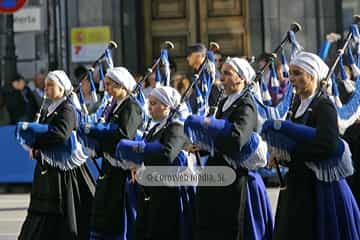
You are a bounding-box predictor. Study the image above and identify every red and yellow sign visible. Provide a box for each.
[71,26,111,63]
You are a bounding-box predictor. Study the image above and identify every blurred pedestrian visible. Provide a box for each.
[28,71,46,109]
[214,50,223,80]
[171,72,190,96]
[4,73,37,124]
[142,72,156,98]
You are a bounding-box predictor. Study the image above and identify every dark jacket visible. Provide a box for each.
[136,121,189,240]
[22,98,94,240]
[90,97,144,234]
[30,99,77,213]
[5,86,38,124]
[196,90,258,239]
[274,93,339,240]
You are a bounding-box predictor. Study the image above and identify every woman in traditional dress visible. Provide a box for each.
[18,70,95,240]
[116,86,193,240]
[273,51,360,240]
[190,57,274,240]
[85,67,144,239]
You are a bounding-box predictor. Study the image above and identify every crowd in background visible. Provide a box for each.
[0,51,223,126]
[0,72,45,126]
[1,47,356,128]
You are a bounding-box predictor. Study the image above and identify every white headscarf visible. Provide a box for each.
[46,70,82,111]
[224,57,255,83]
[150,86,190,122]
[290,51,329,82]
[46,70,73,96]
[106,67,136,92]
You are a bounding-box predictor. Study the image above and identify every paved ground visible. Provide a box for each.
[0,188,280,240]
[0,194,28,240]
[267,187,280,213]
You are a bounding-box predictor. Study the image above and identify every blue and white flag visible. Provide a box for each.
[161,48,171,86]
[155,48,171,86]
[319,39,331,60]
[269,62,280,95]
[206,50,216,87]
[104,48,114,69]
[261,79,272,106]
[339,56,355,93]
[194,83,205,116]
[347,47,360,78]
[280,49,289,80]
[155,64,162,87]
[331,73,343,107]
[87,70,98,103]
[98,64,105,92]
[288,30,303,60]
[79,84,88,115]
[196,51,216,115]
[319,33,341,60]
[351,24,360,55]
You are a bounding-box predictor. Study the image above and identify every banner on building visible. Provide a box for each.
[71,26,111,63]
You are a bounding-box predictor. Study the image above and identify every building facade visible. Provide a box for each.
[0,0,358,86]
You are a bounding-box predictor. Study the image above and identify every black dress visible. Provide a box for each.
[336,78,360,206]
[196,90,259,240]
[18,99,95,240]
[135,121,190,240]
[90,97,143,236]
[274,93,360,240]
[344,122,360,206]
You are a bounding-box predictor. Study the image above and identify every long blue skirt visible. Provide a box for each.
[317,179,360,240]
[245,171,274,240]
[90,179,138,240]
[196,170,274,240]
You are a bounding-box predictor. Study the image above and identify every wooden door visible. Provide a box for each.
[199,0,250,57]
[143,0,197,73]
[143,0,249,73]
